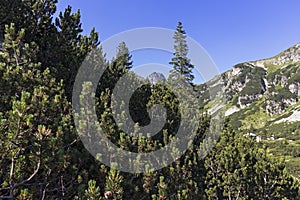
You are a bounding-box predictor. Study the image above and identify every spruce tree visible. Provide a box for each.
[169,22,195,85]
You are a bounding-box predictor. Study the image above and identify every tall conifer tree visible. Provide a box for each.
[169,22,194,85]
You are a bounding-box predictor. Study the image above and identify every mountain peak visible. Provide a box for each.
[147,72,166,85]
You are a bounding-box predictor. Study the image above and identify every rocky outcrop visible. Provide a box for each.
[275,106,300,124]
[289,83,300,96]
[266,98,298,116]
[200,42,300,117]
[281,76,288,87]
[237,94,263,108]
[147,72,166,85]
[269,43,300,66]
[251,43,300,68]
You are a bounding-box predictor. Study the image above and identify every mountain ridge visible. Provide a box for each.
[250,42,300,69]
[198,42,300,176]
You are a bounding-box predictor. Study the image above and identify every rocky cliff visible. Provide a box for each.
[147,72,166,85]
[199,42,300,118]
[196,42,300,176]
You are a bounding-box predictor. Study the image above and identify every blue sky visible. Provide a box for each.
[56,0,300,83]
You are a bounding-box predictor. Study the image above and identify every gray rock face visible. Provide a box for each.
[269,43,300,66]
[197,43,300,117]
[266,98,298,116]
[251,43,300,68]
[281,76,288,87]
[289,83,300,96]
[147,72,166,85]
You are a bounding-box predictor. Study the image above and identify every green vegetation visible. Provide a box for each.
[169,22,195,85]
[0,1,299,199]
[226,63,266,106]
[265,62,282,74]
[223,61,300,176]
[269,87,297,102]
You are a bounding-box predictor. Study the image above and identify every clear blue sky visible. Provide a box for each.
[56,0,300,82]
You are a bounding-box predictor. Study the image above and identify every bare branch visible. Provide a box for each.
[14,159,41,188]
[9,154,14,198]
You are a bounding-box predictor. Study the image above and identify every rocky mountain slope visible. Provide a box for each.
[147,72,166,85]
[197,42,300,176]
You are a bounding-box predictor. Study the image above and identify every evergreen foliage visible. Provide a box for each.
[0,1,299,199]
[169,22,195,85]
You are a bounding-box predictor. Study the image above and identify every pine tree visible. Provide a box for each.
[0,0,99,99]
[54,6,99,98]
[0,24,77,198]
[104,165,124,199]
[83,180,101,200]
[169,22,194,85]
[204,125,300,199]
[1,1,300,199]
[99,42,133,93]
